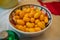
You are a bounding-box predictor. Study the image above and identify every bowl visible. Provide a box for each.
[9,4,52,37]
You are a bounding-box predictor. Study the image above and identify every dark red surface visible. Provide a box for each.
[38,0,60,15]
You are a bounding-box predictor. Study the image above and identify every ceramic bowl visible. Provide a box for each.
[9,4,52,37]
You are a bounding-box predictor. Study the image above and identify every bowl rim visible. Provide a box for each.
[9,4,52,34]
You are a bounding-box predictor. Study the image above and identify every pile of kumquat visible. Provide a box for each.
[10,6,48,32]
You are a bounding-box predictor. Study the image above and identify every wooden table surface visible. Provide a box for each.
[18,0,60,40]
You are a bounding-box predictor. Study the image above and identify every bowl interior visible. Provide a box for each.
[9,4,52,33]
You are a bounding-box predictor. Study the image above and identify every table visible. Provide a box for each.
[0,0,60,40]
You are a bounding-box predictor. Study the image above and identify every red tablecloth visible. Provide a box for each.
[38,0,60,15]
